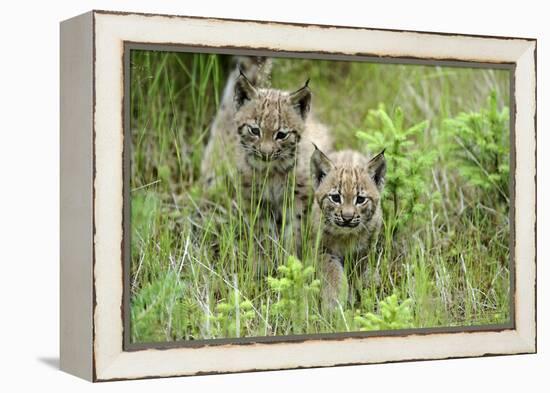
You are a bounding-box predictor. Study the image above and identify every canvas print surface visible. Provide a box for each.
[128,50,511,344]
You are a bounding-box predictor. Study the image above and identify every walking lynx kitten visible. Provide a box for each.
[310,147,386,306]
[202,58,332,244]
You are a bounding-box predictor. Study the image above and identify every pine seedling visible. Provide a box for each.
[356,105,438,233]
[211,290,255,338]
[267,255,320,334]
[354,293,413,331]
[442,91,509,204]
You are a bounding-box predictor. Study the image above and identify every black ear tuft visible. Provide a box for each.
[234,70,258,109]
[310,144,334,189]
[289,80,312,119]
[367,150,386,191]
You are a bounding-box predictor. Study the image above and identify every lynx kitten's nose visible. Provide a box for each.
[342,209,355,222]
[259,142,274,156]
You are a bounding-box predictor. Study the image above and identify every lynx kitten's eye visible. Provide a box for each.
[329,194,342,204]
[355,195,367,205]
[248,125,261,137]
[275,131,289,140]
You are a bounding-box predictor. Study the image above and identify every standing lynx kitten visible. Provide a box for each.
[202,58,332,233]
[310,147,386,306]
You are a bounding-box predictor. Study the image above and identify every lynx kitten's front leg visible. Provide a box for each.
[319,253,348,309]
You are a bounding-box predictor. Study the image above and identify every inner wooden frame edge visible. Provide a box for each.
[121,42,517,352]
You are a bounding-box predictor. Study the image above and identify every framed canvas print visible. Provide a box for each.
[60,10,537,381]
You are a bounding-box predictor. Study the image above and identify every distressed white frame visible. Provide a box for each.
[60,10,536,381]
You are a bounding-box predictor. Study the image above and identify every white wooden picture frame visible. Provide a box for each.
[60,10,536,381]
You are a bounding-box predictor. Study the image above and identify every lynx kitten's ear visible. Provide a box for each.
[234,69,258,109]
[289,79,312,119]
[367,149,386,191]
[311,144,334,189]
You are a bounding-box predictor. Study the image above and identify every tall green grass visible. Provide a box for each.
[129,50,510,343]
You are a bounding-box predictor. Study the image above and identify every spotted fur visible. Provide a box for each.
[202,58,332,232]
[310,148,386,306]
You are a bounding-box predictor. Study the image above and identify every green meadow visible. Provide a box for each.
[129,51,511,343]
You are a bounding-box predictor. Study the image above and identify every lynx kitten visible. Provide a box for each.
[310,147,386,306]
[202,58,332,243]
